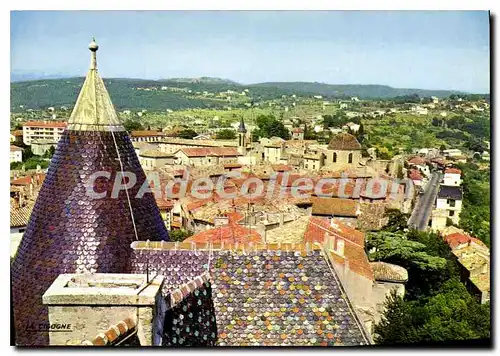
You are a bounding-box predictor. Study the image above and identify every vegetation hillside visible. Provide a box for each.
[11,77,467,111]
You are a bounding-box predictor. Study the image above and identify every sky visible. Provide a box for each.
[11,11,490,93]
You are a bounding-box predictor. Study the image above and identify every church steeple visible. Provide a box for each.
[237,117,247,155]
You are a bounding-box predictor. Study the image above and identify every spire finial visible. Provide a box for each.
[89,38,98,70]
[89,37,99,52]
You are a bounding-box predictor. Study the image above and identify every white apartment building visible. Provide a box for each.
[10,145,23,163]
[436,185,463,225]
[23,121,67,146]
[443,168,462,187]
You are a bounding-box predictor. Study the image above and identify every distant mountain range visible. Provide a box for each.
[10,75,469,111]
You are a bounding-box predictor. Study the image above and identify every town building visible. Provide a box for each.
[10,130,23,144]
[22,121,67,146]
[440,228,490,304]
[174,147,240,167]
[130,130,166,142]
[443,167,462,186]
[10,145,23,163]
[322,132,362,171]
[291,127,304,140]
[436,185,463,225]
[138,150,175,170]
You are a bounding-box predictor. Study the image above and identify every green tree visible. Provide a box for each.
[375,280,490,345]
[253,114,290,140]
[123,119,144,132]
[216,129,236,140]
[383,209,409,232]
[43,146,56,159]
[178,129,198,139]
[169,229,192,242]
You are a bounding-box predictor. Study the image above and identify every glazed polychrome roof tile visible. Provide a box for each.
[131,242,371,346]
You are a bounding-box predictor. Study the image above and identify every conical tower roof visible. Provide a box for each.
[11,39,169,346]
[238,117,247,133]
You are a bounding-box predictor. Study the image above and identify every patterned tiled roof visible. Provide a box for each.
[10,203,34,228]
[131,242,371,346]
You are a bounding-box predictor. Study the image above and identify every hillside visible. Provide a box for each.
[250,82,465,99]
[11,77,466,111]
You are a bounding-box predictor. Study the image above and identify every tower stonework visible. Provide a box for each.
[11,39,169,346]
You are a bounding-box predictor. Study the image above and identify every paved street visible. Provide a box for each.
[408,172,442,231]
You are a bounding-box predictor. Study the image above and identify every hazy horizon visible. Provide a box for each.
[11,11,490,93]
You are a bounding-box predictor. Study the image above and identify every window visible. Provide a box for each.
[348,153,353,164]
[449,211,455,217]
[333,152,337,163]
[449,199,456,207]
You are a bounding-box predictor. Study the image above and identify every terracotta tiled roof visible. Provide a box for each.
[444,168,462,174]
[408,169,423,181]
[272,164,292,172]
[10,145,23,152]
[370,262,408,283]
[12,130,23,137]
[443,232,487,250]
[185,212,262,244]
[304,217,373,280]
[408,156,426,165]
[130,130,166,137]
[310,197,358,217]
[23,121,67,128]
[139,149,173,158]
[292,128,304,133]
[11,176,31,185]
[224,163,242,169]
[10,203,34,228]
[327,133,361,151]
[179,147,240,157]
[89,317,137,346]
[156,198,174,210]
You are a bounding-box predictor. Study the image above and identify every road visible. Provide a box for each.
[408,172,442,231]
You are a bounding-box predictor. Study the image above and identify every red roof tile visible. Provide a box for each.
[408,169,423,181]
[130,130,165,137]
[304,217,373,280]
[444,168,462,174]
[408,156,426,165]
[443,232,487,250]
[185,211,261,244]
[10,145,23,152]
[179,147,240,157]
[23,121,67,128]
